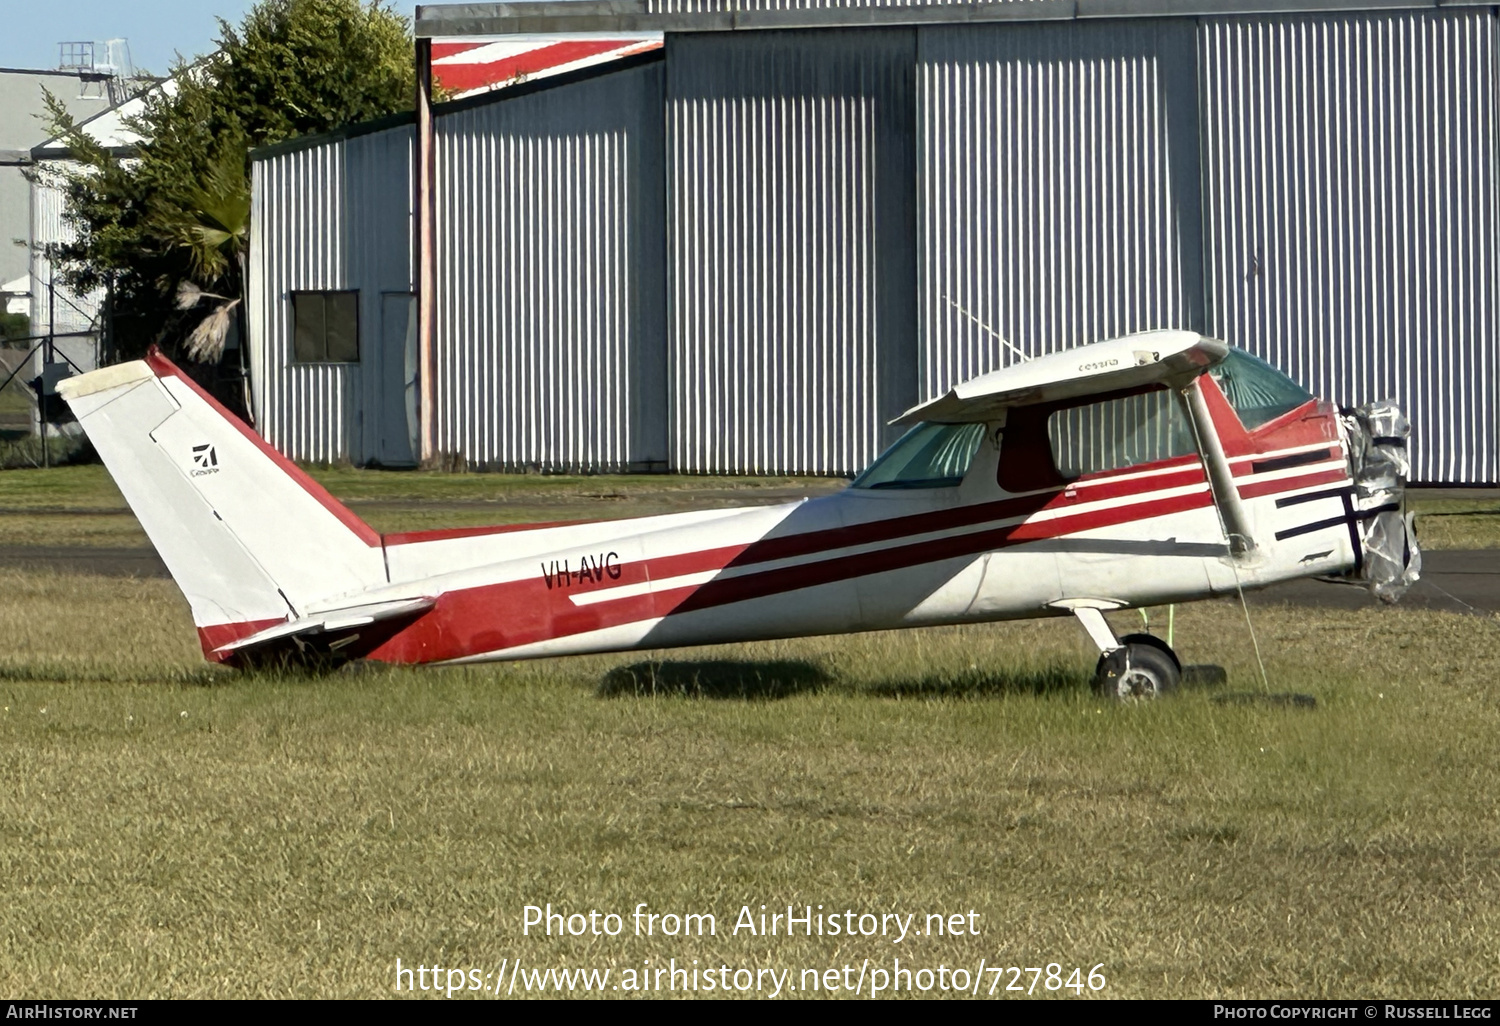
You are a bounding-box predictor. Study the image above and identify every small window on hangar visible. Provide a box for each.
[291,290,360,364]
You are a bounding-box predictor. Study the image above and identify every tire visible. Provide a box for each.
[1093,638,1182,700]
[1117,632,1182,674]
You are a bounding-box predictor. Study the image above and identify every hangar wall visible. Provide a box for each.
[435,61,667,472]
[916,20,1205,397]
[249,5,1500,482]
[666,29,916,473]
[1199,9,1499,484]
[251,60,666,471]
[249,120,415,465]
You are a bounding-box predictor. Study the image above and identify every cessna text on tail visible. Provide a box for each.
[59,331,1419,697]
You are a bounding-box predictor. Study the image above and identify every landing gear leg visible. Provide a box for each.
[1071,607,1183,700]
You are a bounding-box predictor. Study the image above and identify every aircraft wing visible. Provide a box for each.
[894,330,1228,425]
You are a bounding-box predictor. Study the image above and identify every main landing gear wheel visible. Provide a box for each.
[1093,633,1182,700]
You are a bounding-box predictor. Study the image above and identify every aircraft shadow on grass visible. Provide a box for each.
[598,659,833,700]
[859,664,1088,698]
[594,658,1149,700]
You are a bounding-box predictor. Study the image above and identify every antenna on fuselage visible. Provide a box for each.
[943,296,1031,365]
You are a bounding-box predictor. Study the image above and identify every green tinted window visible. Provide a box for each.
[853,422,985,489]
[1210,349,1311,429]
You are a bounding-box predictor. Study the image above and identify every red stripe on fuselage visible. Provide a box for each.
[1236,467,1349,501]
[201,432,1348,664]
[388,445,1345,662]
[703,462,1208,575]
[362,485,1215,664]
[663,489,1211,617]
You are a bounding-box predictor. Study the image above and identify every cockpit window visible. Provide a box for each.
[1047,388,1196,479]
[852,422,985,489]
[1210,349,1312,429]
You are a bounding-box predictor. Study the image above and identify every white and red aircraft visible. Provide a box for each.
[58,330,1418,697]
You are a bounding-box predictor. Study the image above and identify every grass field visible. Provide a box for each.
[1405,496,1500,550]
[1,563,1498,998]
[1,464,1498,998]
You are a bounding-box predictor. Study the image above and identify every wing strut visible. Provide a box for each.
[1181,378,1255,556]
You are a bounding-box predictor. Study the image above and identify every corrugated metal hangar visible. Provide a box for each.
[247,0,1499,484]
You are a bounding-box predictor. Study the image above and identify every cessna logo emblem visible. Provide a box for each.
[190,444,220,477]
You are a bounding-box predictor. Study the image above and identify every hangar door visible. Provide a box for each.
[666,29,918,474]
[916,20,1206,401]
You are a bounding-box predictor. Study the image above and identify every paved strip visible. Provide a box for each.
[1249,549,1500,615]
[0,507,134,516]
[0,546,170,578]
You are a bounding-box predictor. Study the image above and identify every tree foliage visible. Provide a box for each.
[40,0,414,363]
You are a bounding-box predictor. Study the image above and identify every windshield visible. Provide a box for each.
[852,422,985,490]
[1210,349,1313,429]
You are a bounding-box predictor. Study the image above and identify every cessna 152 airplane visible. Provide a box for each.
[58,330,1418,697]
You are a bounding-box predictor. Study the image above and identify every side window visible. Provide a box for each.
[1046,388,1195,479]
[1209,349,1312,429]
[853,422,985,489]
[291,291,359,364]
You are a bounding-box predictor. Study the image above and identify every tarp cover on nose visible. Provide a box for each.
[1347,400,1420,603]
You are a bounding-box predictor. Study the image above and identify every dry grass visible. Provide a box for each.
[1411,497,1500,550]
[0,511,147,548]
[0,568,1496,998]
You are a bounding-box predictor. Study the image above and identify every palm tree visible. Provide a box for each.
[160,137,250,363]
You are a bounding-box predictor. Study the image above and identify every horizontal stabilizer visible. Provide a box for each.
[895,330,1228,424]
[211,596,436,657]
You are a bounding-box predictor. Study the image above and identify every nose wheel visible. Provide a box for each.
[1093,635,1182,699]
[1063,605,1182,700]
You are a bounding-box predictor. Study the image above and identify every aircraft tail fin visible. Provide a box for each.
[59,351,389,659]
